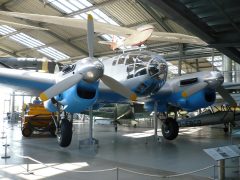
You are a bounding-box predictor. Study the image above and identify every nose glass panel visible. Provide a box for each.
[148,57,168,84]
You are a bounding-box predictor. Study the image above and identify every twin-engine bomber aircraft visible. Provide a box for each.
[0,14,236,147]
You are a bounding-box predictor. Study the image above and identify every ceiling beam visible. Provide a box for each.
[136,0,173,32]
[144,0,240,64]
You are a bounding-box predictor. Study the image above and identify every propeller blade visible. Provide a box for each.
[216,86,237,107]
[101,74,137,101]
[54,64,60,74]
[40,74,83,101]
[182,82,208,98]
[87,14,94,57]
[0,19,48,30]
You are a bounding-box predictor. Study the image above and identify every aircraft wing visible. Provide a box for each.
[223,82,240,89]
[0,19,48,30]
[0,11,206,45]
[0,11,135,37]
[149,32,207,45]
[0,68,56,95]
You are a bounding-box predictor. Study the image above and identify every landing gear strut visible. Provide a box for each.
[57,116,73,147]
[52,105,73,147]
[162,117,179,140]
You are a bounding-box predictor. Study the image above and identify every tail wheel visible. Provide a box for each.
[22,126,33,137]
[162,117,179,140]
[57,119,72,147]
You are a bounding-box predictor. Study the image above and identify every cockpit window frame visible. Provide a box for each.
[62,64,76,75]
[118,55,125,65]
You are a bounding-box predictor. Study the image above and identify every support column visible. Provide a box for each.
[178,44,183,76]
[195,59,199,72]
[235,62,240,83]
[10,91,15,121]
[89,106,93,144]
[222,55,232,82]
[79,106,98,149]
[211,48,215,71]
[218,160,225,180]
[153,101,158,139]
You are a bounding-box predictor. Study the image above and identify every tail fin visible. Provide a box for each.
[98,41,117,50]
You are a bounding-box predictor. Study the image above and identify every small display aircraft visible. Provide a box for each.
[0,11,207,50]
[0,13,236,147]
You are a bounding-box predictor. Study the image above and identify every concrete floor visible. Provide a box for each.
[0,118,240,180]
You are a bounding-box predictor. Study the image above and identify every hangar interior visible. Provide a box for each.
[0,0,240,179]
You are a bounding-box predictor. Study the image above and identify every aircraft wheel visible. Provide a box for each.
[57,119,72,147]
[162,118,179,140]
[22,126,33,137]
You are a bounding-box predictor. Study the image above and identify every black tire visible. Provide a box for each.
[57,119,72,147]
[162,118,179,140]
[22,127,33,137]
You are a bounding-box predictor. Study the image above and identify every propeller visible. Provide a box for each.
[40,14,137,102]
[40,74,83,101]
[181,80,237,107]
[216,86,237,107]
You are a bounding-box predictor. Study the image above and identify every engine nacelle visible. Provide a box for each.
[44,99,58,112]
[56,81,98,113]
[44,81,98,113]
[177,88,216,111]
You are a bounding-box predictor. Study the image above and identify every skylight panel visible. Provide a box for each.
[69,0,86,9]
[47,0,122,42]
[18,33,45,46]
[51,1,73,13]
[78,0,92,7]
[0,25,16,35]
[10,35,36,48]
[10,33,45,48]
[93,9,119,26]
[60,0,79,11]
[38,47,70,61]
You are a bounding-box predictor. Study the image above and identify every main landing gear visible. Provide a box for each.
[153,102,179,141]
[161,117,179,140]
[52,107,73,147]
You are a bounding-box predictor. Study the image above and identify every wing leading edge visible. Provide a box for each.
[0,68,55,95]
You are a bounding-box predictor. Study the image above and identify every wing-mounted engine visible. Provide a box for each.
[44,81,99,113]
[176,88,216,111]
